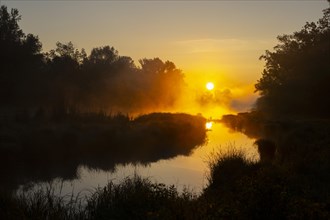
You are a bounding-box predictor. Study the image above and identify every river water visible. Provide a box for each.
[41,122,258,196]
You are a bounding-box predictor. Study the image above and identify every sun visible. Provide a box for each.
[206,82,214,91]
[206,121,213,130]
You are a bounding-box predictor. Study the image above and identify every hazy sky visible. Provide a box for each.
[2,0,329,112]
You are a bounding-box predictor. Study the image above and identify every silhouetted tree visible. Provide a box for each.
[255,7,330,119]
[0,5,43,107]
[139,58,185,107]
[0,5,185,115]
[42,42,87,113]
[87,46,118,65]
[0,6,23,43]
[46,41,86,69]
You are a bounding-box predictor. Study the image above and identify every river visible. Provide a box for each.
[30,121,258,196]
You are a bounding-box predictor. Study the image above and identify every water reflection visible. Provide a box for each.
[0,113,206,191]
[60,122,258,194]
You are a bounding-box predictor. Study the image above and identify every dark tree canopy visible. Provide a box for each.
[255,7,330,119]
[88,46,118,65]
[47,41,86,63]
[0,6,42,59]
[0,5,185,115]
[0,6,24,42]
[0,6,43,106]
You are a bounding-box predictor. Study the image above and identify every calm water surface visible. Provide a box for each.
[42,122,258,196]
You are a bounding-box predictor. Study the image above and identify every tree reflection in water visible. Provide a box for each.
[0,113,207,191]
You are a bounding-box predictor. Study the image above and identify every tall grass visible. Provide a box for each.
[85,174,197,220]
[205,147,255,191]
[1,175,199,220]
[0,183,86,220]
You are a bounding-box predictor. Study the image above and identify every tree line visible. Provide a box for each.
[254,6,330,119]
[0,5,185,116]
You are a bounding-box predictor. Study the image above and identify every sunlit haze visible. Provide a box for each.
[206,82,214,91]
[3,0,328,117]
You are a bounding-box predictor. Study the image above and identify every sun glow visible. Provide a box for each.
[206,121,213,130]
[206,82,214,91]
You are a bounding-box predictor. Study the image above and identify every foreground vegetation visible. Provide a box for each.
[0,175,197,220]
